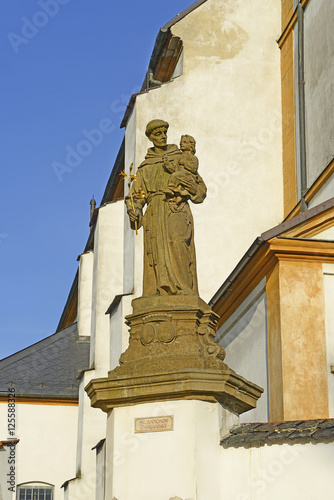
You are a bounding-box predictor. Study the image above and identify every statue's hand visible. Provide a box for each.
[163,154,175,173]
[128,208,140,223]
[179,176,197,196]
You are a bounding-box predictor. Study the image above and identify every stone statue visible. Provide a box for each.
[164,134,199,202]
[125,119,206,297]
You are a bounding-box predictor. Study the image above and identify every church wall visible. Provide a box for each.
[310,224,334,241]
[307,175,334,209]
[266,257,329,421]
[304,0,334,187]
[323,263,334,418]
[67,372,106,500]
[216,279,269,423]
[77,250,94,339]
[0,402,78,500]
[114,106,145,367]
[220,440,334,500]
[109,300,125,371]
[66,201,124,498]
[129,0,283,303]
[89,200,124,375]
[123,106,137,298]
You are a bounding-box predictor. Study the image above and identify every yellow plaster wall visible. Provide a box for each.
[280,260,328,419]
[281,0,298,217]
[266,264,284,421]
[267,259,329,420]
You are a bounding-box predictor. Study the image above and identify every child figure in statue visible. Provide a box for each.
[164,135,199,204]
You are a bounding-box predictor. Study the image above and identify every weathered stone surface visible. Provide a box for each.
[85,120,264,415]
[125,120,206,297]
[114,295,226,376]
[85,275,263,413]
[85,368,263,415]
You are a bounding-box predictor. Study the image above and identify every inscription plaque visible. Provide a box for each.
[134,415,174,433]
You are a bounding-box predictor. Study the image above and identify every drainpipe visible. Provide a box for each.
[297,2,308,211]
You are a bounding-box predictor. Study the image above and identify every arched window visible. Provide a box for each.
[17,482,54,500]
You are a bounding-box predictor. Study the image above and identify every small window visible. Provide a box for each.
[17,483,53,500]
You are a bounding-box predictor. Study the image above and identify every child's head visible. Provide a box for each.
[180,135,196,154]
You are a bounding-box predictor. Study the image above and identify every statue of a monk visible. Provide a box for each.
[125,119,206,297]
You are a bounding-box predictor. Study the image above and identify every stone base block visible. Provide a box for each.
[113,295,227,377]
[86,295,263,416]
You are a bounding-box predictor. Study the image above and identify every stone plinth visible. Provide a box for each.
[85,296,263,414]
[117,295,226,375]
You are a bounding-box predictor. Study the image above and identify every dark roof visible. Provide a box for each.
[221,419,334,447]
[0,323,89,399]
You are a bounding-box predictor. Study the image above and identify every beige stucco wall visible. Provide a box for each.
[129,0,283,302]
[267,259,329,421]
[323,263,334,418]
[0,402,78,500]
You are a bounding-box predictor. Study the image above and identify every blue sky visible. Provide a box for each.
[0,0,194,359]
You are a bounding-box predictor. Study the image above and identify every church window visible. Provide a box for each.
[17,483,53,500]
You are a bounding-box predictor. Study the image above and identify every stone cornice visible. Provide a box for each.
[213,236,334,328]
[85,368,263,415]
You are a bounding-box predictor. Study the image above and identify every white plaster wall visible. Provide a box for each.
[0,402,78,500]
[308,179,334,209]
[77,251,94,339]
[304,0,334,186]
[129,0,283,302]
[109,301,124,371]
[105,400,222,500]
[123,107,137,296]
[90,201,124,374]
[118,107,145,362]
[323,263,334,417]
[0,446,11,500]
[220,441,334,500]
[67,372,106,500]
[95,440,106,500]
[310,218,334,240]
[216,280,268,423]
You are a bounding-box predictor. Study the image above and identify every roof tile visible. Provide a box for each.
[221,419,334,447]
[0,323,89,398]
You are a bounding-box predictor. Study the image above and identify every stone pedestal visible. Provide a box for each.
[116,295,226,374]
[86,296,263,413]
[85,296,263,500]
[104,400,226,500]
